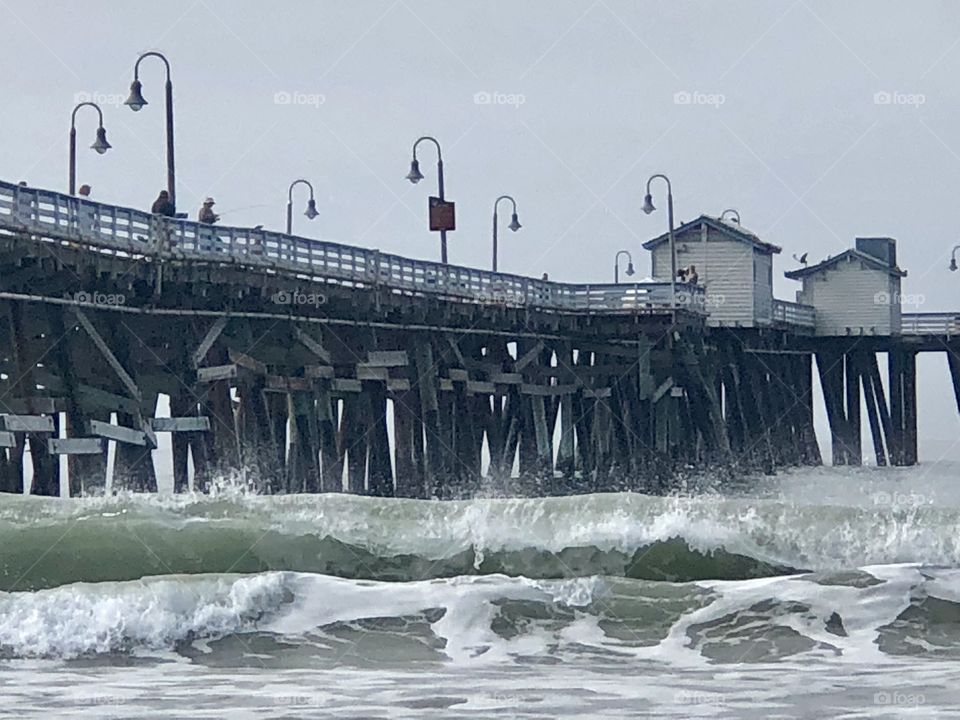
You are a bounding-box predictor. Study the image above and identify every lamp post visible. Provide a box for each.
[614,250,635,284]
[950,244,960,272]
[406,136,450,263]
[492,195,521,272]
[125,51,176,208]
[720,208,740,224]
[68,102,111,195]
[642,174,677,308]
[286,179,319,235]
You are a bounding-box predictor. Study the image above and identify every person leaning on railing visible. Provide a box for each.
[151,190,175,217]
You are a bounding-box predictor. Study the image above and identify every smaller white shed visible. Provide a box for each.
[642,215,781,327]
[784,237,906,336]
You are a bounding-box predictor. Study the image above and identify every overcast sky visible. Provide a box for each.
[4,0,960,463]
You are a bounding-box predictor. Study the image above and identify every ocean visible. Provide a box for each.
[1,463,958,719]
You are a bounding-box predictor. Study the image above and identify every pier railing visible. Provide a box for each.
[901,312,960,336]
[0,181,706,315]
[772,299,817,328]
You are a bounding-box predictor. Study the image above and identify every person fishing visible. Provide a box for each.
[151,190,175,217]
[198,197,220,224]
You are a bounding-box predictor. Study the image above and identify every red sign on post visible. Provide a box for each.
[429,197,456,232]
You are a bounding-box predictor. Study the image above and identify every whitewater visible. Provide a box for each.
[1,464,958,718]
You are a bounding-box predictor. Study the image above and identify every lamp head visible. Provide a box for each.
[304,197,319,220]
[508,212,521,232]
[642,193,656,214]
[124,80,147,111]
[91,127,111,154]
[951,257,958,272]
[405,158,424,184]
[626,262,635,277]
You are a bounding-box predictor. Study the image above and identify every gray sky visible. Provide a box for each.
[3,0,960,462]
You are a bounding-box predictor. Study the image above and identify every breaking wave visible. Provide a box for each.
[1,489,957,590]
[3,567,960,663]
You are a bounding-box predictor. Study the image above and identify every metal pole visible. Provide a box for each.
[68,128,77,196]
[286,179,315,236]
[437,158,447,264]
[69,102,107,196]
[492,195,518,273]
[130,53,175,208]
[667,190,676,309]
[614,260,619,285]
[165,79,176,208]
[492,210,499,272]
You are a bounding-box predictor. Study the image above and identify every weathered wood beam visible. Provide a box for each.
[151,417,211,432]
[0,415,55,433]
[71,307,141,401]
[191,316,229,369]
[48,438,104,455]
[89,419,147,446]
[294,326,331,364]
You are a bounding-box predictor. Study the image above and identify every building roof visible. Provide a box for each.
[641,215,782,254]
[784,248,907,279]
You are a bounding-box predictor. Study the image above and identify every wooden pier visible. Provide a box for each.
[0,181,957,496]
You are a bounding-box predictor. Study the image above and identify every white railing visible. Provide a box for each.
[772,299,816,328]
[901,313,960,336]
[0,180,708,315]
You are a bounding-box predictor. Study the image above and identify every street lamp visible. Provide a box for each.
[492,195,521,272]
[950,244,960,272]
[720,208,740,224]
[69,102,111,195]
[286,179,318,235]
[614,250,635,284]
[406,136,451,263]
[125,51,176,208]
[642,174,677,308]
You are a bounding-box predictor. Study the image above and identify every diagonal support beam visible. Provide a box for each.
[445,337,466,367]
[294,326,331,364]
[515,341,545,372]
[70,307,141,402]
[192,316,229,369]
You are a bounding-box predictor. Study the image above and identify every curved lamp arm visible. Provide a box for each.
[133,51,172,81]
[288,179,316,203]
[494,194,517,215]
[720,208,740,223]
[412,135,442,162]
[645,173,672,198]
[71,102,105,129]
